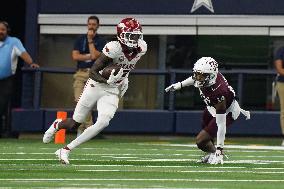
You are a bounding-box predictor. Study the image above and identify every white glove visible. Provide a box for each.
[165,82,182,92]
[208,149,224,165]
[119,78,129,97]
[107,68,123,86]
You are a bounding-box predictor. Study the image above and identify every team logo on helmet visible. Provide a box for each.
[117,18,143,48]
[192,57,218,88]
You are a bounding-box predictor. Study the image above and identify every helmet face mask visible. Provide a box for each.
[119,32,143,48]
[117,18,143,48]
[192,57,218,88]
[193,71,210,87]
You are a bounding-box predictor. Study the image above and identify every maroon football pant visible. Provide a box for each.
[201,108,234,138]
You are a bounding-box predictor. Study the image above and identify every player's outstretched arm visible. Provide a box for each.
[165,76,194,92]
[209,99,227,165]
[89,53,112,83]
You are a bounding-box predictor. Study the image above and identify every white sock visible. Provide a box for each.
[67,116,110,150]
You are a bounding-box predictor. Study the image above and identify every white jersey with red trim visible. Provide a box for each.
[95,39,147,94]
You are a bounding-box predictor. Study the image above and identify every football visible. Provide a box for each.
[101,64,121,79]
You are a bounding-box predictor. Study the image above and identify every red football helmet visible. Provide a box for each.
[117,18,143,48]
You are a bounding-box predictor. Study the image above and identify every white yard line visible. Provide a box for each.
[225,160,284,163]
[151,144,284,151]
[73,165,244,169]
[0,152,191,156]
[5,145,284,151]
[101,156,138,159]
[253,168,284,170]
[73,164,134,167]
[0,153,55,155]
[0,158,196,161]
[129,159,284,163]
[0,163,247,169]
[1,178,284,182]
[176,149,276,153]
[36,147,188,151]
[0,159,92,161]
[77,169,284,174]
[2,152,284,158]
[233,155,284,158]
[68,184,215,189]
[226,150,275,153]
[72,165,199,168]
[180,170,284,174]
[207,166,246,169]
[78,169,121,172]
[0,158,283,164]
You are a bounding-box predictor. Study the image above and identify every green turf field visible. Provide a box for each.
[0,135,284,188]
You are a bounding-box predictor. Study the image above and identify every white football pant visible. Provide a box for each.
[67,78,119,150]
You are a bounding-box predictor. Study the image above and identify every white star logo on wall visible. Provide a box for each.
[191,0,214,13]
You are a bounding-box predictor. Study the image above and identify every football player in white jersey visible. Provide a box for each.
[43,18,147,164]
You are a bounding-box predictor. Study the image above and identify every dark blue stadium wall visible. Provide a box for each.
[12,109,282,136]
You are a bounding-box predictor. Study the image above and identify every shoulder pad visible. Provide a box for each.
[102,41,121,59]
[138,39,147,55]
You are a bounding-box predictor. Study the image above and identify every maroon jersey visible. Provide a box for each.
[198,73,235,109]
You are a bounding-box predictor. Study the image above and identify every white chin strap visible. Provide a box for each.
[194,80,217,88]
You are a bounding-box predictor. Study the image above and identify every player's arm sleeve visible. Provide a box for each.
[181,76,194,87]
[139,39,147,55]
[14,38,26,56]
[214,99,227,149]
[89,53,112,83]
[102,41,120,59]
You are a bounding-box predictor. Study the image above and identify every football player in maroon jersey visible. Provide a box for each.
[165,57,250,164]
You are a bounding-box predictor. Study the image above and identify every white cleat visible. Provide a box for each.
[55,148,70,165]
[209,154,224,165]
[43,119,62,143]
[197,153,213,163]
[208,149,224,165]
